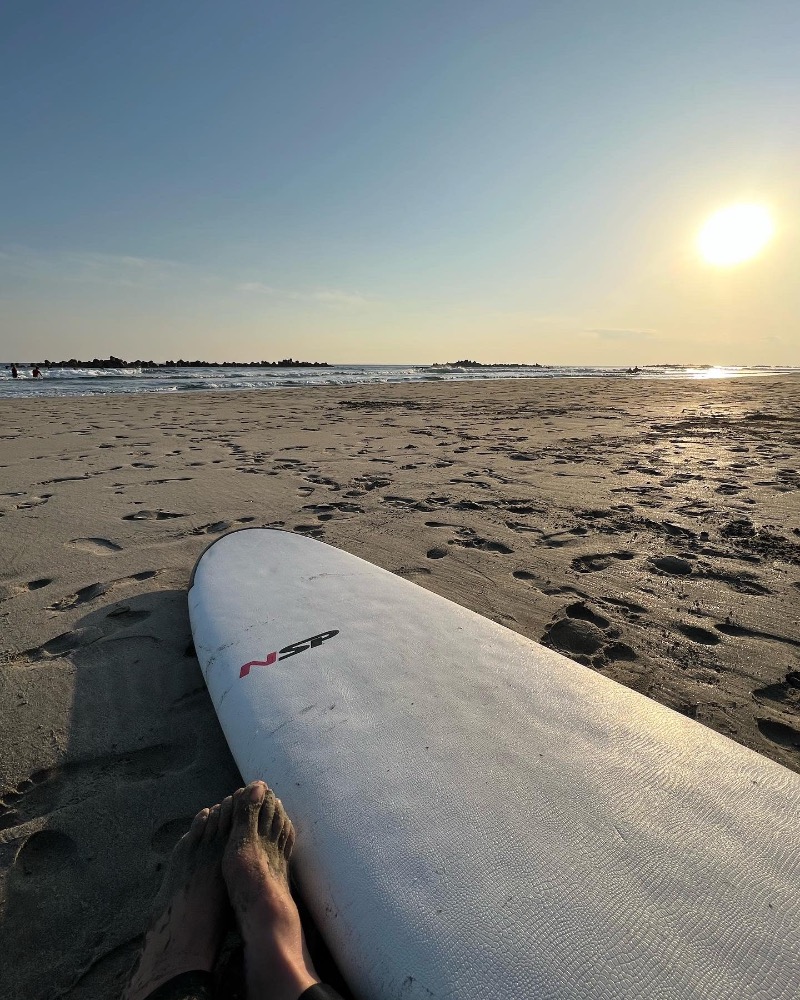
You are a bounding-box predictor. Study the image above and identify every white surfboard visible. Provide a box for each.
[188,528,800,1000]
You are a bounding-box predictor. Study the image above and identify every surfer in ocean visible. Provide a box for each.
[123,780,343,1000]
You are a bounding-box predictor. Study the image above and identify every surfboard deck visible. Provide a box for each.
[189,528,800,1000]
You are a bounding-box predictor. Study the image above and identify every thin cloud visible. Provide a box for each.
[0,246,179,285]
[236,281,283,295]
[62,252,179,284]
[310,288,368,307]
[237,282,369,308]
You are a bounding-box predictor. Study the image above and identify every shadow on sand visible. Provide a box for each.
[2,583,351,1000]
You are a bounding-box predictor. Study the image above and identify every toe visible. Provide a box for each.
[257,787,278,839]
[217,794,234,839]
[270,798,285,840]
[186,807,210,844]
[277,815,295,857]
[204,803,221,841]
[232,780,267,836]
[285,824,296,858]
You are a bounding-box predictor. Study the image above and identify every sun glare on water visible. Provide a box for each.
[697,203,774,267]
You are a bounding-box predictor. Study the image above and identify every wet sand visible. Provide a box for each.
[1,376,798,998]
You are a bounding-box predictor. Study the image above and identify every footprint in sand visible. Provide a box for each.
[505,503,545,515]
[353,475,390,492]
[448,527,513,554]
[237,465,278,476]
[0,736,198,833]
[105,606,152,625]
[756,718,800,751]
[701,568,772,596]
[24,626,104,660]
[191,516,256,535]
[753,671,800,705]
[649,555,694,576]
[676,622,721,645]
[303,502,364,522]
[69,537,123,554]
[40,474,98,484]
[48,582,109,610]
[542,601,637,668]
[123,509,187,521]
[383,496,434,512]
[0,578,54,602]
[47,571,160,612]
[456,537,513,554]
[542,527,590,548]
[571,551,635,574]
[11,829,80,878]
[305,474,341,491]
[505,520,544,535]
[396,566,433,579]
[144,477,194,485]
[15,494,52,510]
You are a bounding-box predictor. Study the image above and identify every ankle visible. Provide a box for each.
[241,912,320,1000]
[247,951,320,1000]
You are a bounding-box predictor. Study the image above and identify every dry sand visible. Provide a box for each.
[1,375,799,999]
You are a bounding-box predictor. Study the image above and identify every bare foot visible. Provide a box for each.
[223,780,320,1000]
[123,796,234,1000]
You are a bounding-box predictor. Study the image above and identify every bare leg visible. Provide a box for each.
[223,780,321,1000]
[123,797,234,1000]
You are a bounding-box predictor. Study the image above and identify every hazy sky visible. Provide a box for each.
[2,1,798,364]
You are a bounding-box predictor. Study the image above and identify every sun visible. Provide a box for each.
[697,203,774,267]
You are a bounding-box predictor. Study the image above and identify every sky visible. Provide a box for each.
[1,1,798,365]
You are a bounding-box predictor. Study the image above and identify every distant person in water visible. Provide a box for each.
[123,780,343,1000]
[32,365,42,378]
[10,364,18,378]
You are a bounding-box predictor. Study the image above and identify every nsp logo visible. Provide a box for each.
[239,630,339,678]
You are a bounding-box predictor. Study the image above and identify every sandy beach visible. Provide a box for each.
[1,375,799,999]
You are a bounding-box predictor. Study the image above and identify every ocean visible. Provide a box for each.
[0,363,797,398]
